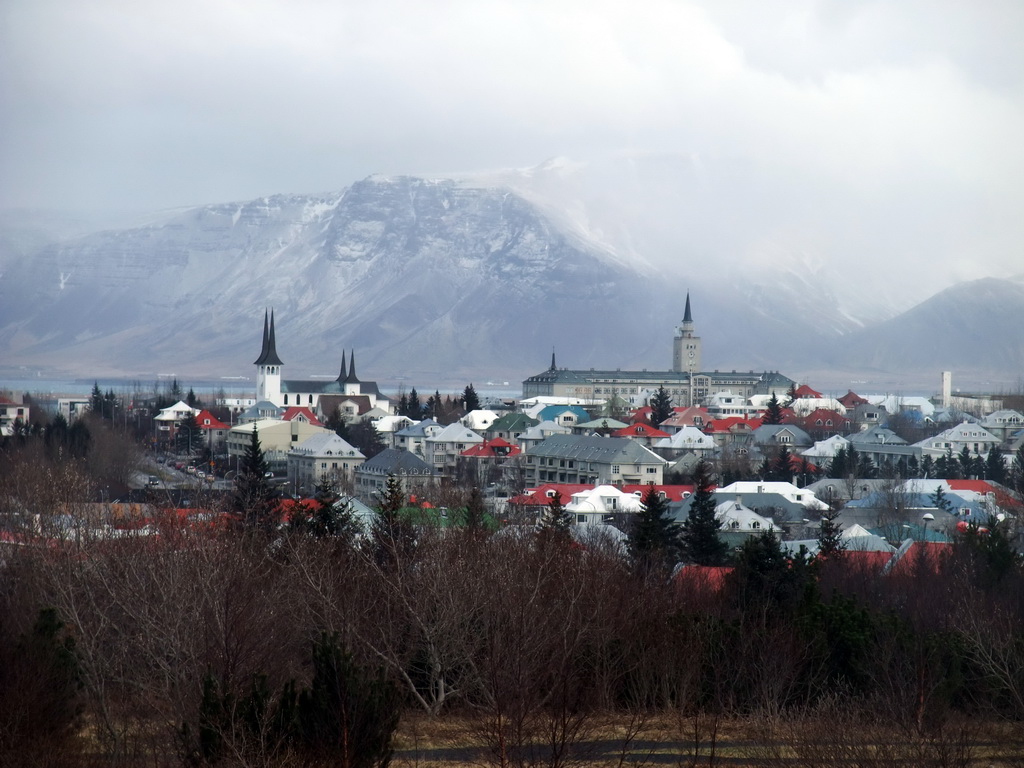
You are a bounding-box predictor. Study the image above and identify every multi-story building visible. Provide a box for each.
[522,434,666,486]
[521,294,794,406]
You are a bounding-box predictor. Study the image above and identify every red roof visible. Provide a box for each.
[630,406,654,424]
[194,410,229,430]
[281,406,323,426]
[837,390,869,407]
[704,416,763,433]
[674,565,734,592]
[461,439,522,458]
[793,384,823,399]
[612,423,670,439]
[885,541,953,577]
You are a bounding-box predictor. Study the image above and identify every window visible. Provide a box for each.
[611,465,620,474]
[752,521,761,530]
[646,467,657,474]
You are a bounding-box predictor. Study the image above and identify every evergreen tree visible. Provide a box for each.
[462,383,481,413]
[680,459,728,566]
[463,485,487,535]
[827,446,849,479]
[921,454,935,479]
[907,454,921,479]
[629,485,681,570]
[232,425,277,532]
[730,531,814,612]
[89,382,104,415]
[291,479,360,541]
[371,474,414,566]
[784,383,798,408]
[407,388,421,419]
[929,484,953,515]
[186,387,199,408]
[170,378,183,400]
[817,506,845,559]
[103,388,118,420]
[1011,446,1024,496]
[958,446,976,479]
[985,445,1006,483]
[397,393,409,418]
[856,450,877,479]
[772,446,794,483]
[326,406,350,439]
[650,386,673,426]
[295,633,400,767]
[348,421,386,459]
[762,393,785,425]
[538,490,573,541]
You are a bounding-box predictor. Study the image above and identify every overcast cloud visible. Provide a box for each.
[2,1,1022,289]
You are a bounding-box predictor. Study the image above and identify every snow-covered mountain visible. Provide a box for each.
[0,162,1017,389]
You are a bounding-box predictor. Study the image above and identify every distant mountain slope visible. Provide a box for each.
[831,276,1024,378]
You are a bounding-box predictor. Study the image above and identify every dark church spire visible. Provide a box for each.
[336,350,348,383]
[254,309,284,366]
[344,349,360,383]
[683,292,693,324]
[550,348,557,371]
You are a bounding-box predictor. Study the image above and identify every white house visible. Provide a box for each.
[564,485,645,524]
[914,421,1001,459]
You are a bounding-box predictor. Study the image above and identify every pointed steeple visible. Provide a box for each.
[344,349,360,383]
[550,348,557,371]
[253,309,270,365]
[336,350,348,383]
[683,292,693,324]
[254,308,283,366]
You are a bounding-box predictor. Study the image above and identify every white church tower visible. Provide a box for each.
[254,309,284,406]
[672,293,701,374]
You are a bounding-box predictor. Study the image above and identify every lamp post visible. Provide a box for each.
[921,512,935,542]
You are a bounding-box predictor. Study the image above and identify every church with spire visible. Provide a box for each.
[253,309,390,417]
[522,293,791,406]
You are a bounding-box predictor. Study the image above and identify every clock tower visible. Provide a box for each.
[672,293,701,374]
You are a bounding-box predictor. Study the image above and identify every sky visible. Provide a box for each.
[2,1,1023,287]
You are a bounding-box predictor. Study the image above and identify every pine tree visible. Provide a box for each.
[348,421,386,459]
[186,387,198,408]
[680,459,728,566]
[650,386,673,426]
[538,490,573,541]
[1011,447,1024,495]
[397,393,409,418]
[921,454,935,479]
[291,479,360,541]
[407,388,421,419]
[89,382,104,415]
[762,393,785,425]
[232,425,277,532]
[817,506,845,559]
[462,383,481,413]
[959,446,976,479]
[629,485,681,570]
[772,446,794,483]
[463,485,487,535]
[372,474,414,566]
[784,383,798,408]
[930,484,953,514]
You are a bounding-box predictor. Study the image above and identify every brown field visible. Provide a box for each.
[391,712,1024,767]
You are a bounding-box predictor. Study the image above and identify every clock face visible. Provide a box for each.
[688,351,695,358]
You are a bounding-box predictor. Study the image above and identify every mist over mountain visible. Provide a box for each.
[0,160,1019,391]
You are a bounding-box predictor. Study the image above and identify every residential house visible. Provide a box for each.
[517,420,571,452]
[484,412,539,443]
[522,434,667,486]
[914,421,1001,461]
[195,409,230,455]
[0,395,29,435]
[612,422,670,448]
[461,409,500,432]
[564,485,645,525]
[227,419,332,473]
[751,424,813,452]
[287,433,365,494]
[391,419,442,455]
[535,404,592,428]
[980,410,1024,444]
[154,401,198,446]
[424,423,485,477]
[653,426,717,459]
[354,448,439,499]
[458,438,522,486]
[658,406,710,434]
[796,408,851,441]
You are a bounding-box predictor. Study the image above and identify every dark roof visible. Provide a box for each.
[683,292,692,323]
[336,351,347,383]
[344,349,361,384]
[253,309,284,366]
[357,448,439,476]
